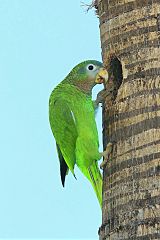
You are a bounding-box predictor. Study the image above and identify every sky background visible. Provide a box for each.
[0,0,103,239]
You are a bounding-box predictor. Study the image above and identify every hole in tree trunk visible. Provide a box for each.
[110,56,123,93]
[104,56,123,102]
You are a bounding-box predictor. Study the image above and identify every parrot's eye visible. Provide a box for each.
[87,64,96,71]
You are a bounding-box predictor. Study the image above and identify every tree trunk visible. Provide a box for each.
[95,0,160,239]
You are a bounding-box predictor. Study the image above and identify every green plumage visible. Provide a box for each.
[49,60,103,207]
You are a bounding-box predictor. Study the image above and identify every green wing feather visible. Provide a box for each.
[49,93,78,185]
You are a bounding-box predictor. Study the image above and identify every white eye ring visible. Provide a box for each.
[87,64,96,71]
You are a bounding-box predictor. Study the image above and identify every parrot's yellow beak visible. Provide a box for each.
[95,68,108,84]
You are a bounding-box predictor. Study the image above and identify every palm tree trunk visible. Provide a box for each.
[96,0,160,239]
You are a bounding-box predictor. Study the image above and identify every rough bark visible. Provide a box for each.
[96,0,160,239]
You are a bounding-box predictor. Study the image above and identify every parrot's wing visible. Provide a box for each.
[49,96,78,186]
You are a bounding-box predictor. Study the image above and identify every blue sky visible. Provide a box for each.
[0,0,103,239]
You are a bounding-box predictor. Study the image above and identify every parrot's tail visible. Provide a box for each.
[80,162,102,208]
[88,163,102,208]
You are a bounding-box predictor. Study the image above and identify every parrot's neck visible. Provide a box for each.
[72,81,95,96]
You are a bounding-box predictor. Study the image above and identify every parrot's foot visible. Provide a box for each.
[100,142,113,169]
[94,87,114,108]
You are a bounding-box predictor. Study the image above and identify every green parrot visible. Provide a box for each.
[49,60,110,208]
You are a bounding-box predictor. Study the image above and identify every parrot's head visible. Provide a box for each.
[66,60,108,94]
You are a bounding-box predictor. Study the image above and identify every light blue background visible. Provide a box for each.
[0,0,103,239]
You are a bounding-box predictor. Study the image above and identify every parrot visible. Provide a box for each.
[49,60,112,208]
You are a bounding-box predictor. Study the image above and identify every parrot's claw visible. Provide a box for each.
[100,142,113,169]
[94,87,114,108]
